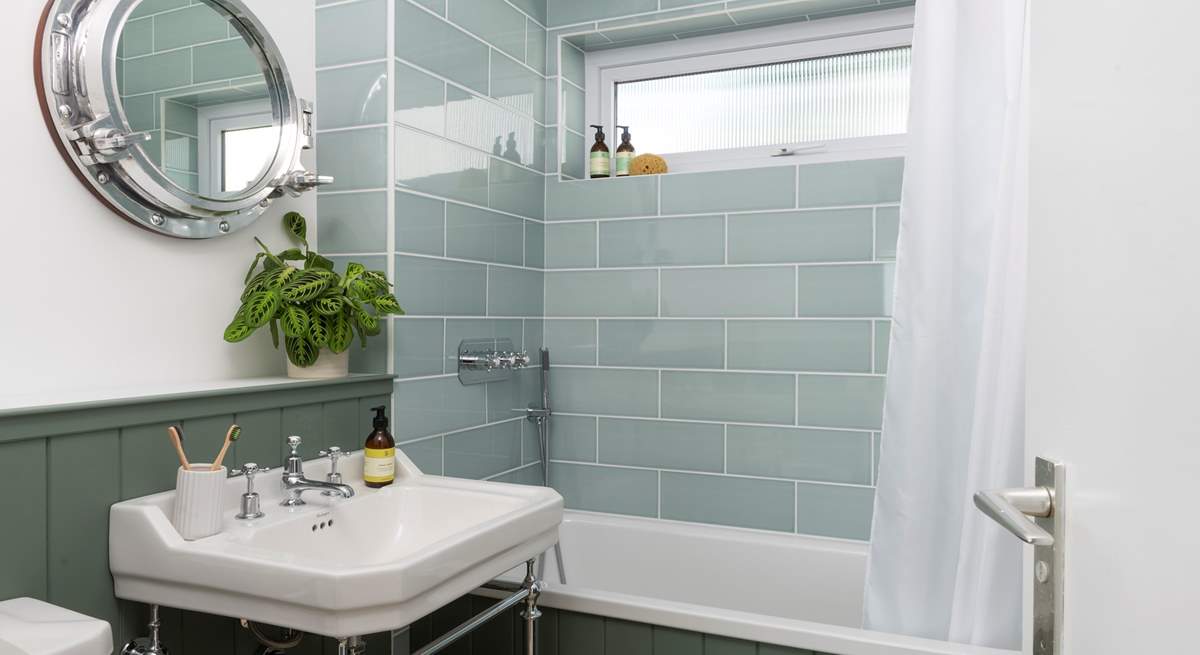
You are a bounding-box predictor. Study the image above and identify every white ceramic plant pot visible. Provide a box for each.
[286,347,349,379]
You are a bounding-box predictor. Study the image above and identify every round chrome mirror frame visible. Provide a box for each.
[34,0,330,238]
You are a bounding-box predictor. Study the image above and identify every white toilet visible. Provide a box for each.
[0,598,111,655]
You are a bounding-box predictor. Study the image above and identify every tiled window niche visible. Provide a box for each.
[316,0,904,544]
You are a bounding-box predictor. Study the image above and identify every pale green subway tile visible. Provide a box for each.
[491,54,545,123]
[532,124,550,173]
[487,368,541,422]
[317,127,387,191]
[873,432,882,482]
[662,0,718,7]
[546,176,658,220]
[727,208,873,264]
[599,215,724,267]
[487,266,544,317]
[412,0,445,15]
[445,421,523,479]
[394,62,446,135]
[560,41,586,87]
[796,158,904,207]
[598,320,724,369]
[153,4,229,51]
[130,0,188,19]
[350,321,389,374]
[563,84,585,133]
[599,8,734,44]
[393,376,487,440]
[546,78,560,126]
[122,94,156,132]
[449,0,526,61]
[875,206,900,260]
[314,0,384,66]
[120,18,153,57]
[726,0,839,26]
[550,462,658,517]
[795,264,894,317]
[874,321,891,373]
[446,204,525,266]
[395,127,489,205]
[660,472,795,532]
[546,222,597,268]
[660,166,795,214]
[545,270,658,316]
[527,20,547,74]
[550,415,598,462]
[796,482,874,540]
[394,255,487,316]
[543,319,597,365]
[726,320,871,372]
[494,463,545,485]
[509,0,547,23]
[661,371,795,424]
[444,319,524,371]
[328,254,388,278]
[396,0,490,93]
[399,437,443,474]
[726,425,872,484]
[598,418,724,472]
[162,101,197,136]
[166,170,197,193]
[561,130,586,179]
[551,367,659,417]
[317,62,387,130]
[489,158,545,219]
[523,318,545,360]
[162,133,196,172]
[317,191,387,253]
[192,40,259,83]
[446,87,539,168]
[393,318,445,378]
[122,50,190,95]
[660,267,794,317]
[795,374,884,429]
[547,0,658,29]
[525,220,545,268]
[395,191,445,256]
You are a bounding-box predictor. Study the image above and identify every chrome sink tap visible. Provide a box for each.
[281,436,354,506]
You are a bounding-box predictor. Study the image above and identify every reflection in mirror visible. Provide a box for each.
[115,0,279,198]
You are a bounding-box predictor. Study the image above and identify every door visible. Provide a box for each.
[1027,0,1200,652]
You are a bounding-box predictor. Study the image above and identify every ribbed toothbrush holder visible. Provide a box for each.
[172,464,226,540]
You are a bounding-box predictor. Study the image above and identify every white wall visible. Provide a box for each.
[1,0,315,399]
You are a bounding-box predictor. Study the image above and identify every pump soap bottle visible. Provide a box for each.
[363,405,396,488]
[614,126,636,177]
[589,125,611,178]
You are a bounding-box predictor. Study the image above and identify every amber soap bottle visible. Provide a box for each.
[363,405,396,487]
[589,124,611,178]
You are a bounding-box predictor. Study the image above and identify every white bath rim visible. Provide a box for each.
[492,510,1017,655]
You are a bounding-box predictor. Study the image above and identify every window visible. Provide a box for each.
[221,125,278,192]
[583,8,913,173]
[615,47,911,155]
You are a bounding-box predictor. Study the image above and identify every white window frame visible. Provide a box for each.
[579,6,914,174]
[196,98,274,197]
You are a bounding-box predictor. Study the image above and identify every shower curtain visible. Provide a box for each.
[862,0,1029,649]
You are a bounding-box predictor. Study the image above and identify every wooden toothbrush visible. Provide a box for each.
[167,425,190,470]
[210,424,241,471]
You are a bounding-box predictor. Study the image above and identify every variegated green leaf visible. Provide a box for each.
[278,248,305,261]
[264,265,298,289]
[284,212,308,245]
[356,310,379,335]
[309,314,331,347]
[243,290,281,328]
[281,270,333,303]
[285,335,318,367]
[269,318,279,348]
[342,262,365,287]
[371,295,402,315]
[328,314,353,353]
[281,304,310,337]
[362,270,390,292]
[350,279,374,300]
[312,293,344,316]
[306,252,334,271]
[223,314,254,343]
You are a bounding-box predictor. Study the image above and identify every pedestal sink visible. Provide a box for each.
[109,450,562,638]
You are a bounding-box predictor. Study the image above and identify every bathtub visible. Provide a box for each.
[499,511,1017,655]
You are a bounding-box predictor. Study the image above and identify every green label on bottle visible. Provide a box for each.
[589,151,610,177]
[614,151,633,176]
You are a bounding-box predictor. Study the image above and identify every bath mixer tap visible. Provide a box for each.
[281,436,354,506]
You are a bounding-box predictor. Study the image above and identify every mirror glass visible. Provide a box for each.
[115,0,279,198]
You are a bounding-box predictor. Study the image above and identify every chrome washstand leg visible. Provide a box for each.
[520,559,543,655]
[121,605,168,655]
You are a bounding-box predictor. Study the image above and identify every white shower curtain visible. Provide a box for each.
[862,0,1029,649]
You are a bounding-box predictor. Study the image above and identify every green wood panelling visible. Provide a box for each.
[0,375,394,652]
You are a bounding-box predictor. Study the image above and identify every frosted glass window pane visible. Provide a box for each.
[615,46,910,155]
[222,125,276,192]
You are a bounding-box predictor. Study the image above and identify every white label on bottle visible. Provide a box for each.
[589,151,610,176]
[364,447,395,483]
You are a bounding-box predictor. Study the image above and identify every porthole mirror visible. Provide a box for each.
[35,0,331,238]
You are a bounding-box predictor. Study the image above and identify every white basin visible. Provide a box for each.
[109,451,562,638]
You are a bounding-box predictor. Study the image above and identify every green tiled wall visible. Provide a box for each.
[117,1,268,192]
[316,0,549,485]
[0,376,394,653]
[540,158,901,541]
[399,598,839,655]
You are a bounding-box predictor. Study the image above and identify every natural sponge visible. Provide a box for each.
[629,153,668,175]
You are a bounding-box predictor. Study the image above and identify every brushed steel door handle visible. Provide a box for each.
[974,486,1055,545]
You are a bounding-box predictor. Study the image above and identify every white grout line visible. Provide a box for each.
[541,260,888,272]
[549,411,876,434]
[543,202,900,224]
[548,458,875,489]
